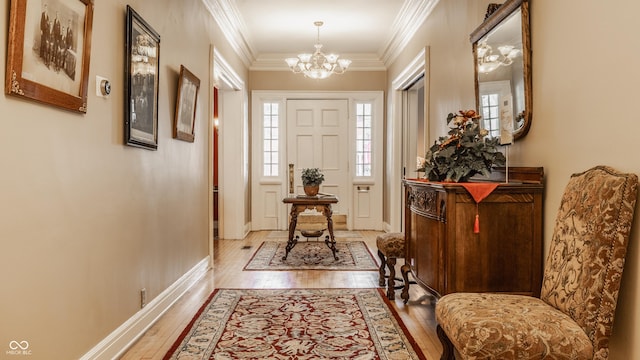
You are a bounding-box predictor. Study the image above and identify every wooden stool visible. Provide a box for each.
[376,232,406,300]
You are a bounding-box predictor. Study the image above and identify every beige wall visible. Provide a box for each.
[0,0,245,358]
[387,0,640,358]
[524,1,640,358]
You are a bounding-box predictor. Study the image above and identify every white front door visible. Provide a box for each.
[286,99,349,217]
[250,91,384,232]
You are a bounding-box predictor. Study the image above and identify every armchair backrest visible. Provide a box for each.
[540,166,638,359]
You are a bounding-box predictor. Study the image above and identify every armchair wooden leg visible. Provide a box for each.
[437,325,455,360]
[377,250,387,287]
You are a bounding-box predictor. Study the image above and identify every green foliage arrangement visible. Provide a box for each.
[417,110,506,182]
[301,168,325,186]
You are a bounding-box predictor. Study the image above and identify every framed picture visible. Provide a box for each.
[173,65,200,142]
[5,0,94,113]
[124,5,160,150]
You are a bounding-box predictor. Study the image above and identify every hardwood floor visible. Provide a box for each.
[120,230,442,359]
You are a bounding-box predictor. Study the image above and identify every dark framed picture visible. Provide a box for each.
[173,65,200,142]
[5,0,94,113]
[124,5,160,150]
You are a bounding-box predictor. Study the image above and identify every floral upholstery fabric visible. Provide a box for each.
[376,232,405,257]
[436,293,593,359]
[436,166,638,360]
[540,166,637,359]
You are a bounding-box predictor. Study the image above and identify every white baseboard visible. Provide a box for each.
[243,221,251,239]
[80,257,210,360]
[383,222,391,233]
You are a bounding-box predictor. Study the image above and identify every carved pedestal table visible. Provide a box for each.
[281,195,339,260]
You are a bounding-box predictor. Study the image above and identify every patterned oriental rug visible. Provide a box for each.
[163,288,426,360]
[243,241,379,271]
[267,230,362,238]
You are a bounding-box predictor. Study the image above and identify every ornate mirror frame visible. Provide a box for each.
[470,0,531,141]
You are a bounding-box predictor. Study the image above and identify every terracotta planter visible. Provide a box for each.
[303,185,320,196]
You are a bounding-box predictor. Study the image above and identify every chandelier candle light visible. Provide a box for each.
[476,40,520,73]
[285,21,352,80]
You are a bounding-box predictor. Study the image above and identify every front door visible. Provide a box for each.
[286,99,349,218]
[251,91,383,232]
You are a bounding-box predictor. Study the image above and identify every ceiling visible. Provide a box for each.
[203,0,440,70]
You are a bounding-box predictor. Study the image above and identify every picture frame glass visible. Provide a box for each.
[125,6,160,150]
[173,65,200,142]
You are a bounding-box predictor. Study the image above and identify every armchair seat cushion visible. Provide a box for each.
[436,292,593,359]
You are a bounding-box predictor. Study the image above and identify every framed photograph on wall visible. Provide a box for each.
[124,5,160,150]
[173,65,200,142]
[5,0,94,113]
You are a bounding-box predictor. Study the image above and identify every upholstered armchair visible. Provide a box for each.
[435,166,638,359]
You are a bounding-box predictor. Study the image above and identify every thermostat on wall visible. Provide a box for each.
[96,75,111,97]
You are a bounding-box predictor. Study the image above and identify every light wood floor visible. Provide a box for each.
[120,230,442,359]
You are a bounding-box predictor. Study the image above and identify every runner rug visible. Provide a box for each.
[267,230,362,238]
[243,240,379,271]
[163,288,426,360]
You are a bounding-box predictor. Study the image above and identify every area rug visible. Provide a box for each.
[163,288,426,360]
[243,240,378,271]
[267,230,362,238]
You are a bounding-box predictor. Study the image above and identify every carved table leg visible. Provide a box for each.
[322,204,338,260]
[283,205,300,260]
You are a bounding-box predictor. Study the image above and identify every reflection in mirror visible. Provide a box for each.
[403,76,426,178]
[471,0,531,142]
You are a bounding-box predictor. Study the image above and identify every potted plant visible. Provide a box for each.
[417,110,506,182]
[301,168,325,196]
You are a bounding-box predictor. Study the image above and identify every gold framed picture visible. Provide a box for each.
[5,0,94,113]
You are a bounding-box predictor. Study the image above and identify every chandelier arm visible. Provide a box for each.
[284,20,350,79]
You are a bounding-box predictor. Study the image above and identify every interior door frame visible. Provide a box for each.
[251,90,384,231]
[389,47,429,232]
[209,46,245,260]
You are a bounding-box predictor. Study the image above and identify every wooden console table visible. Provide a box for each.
[282,194,339,260]
[401,168,544,302]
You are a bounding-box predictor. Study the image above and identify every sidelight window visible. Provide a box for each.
[263,102,279,176]
[355,103,372,177]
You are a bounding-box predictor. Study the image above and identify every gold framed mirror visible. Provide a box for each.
[470,0,531,142]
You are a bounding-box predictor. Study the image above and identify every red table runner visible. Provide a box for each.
[460,183,499,233]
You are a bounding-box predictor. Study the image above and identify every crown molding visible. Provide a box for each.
[203,0,255,67]
[203,0,440,71]
[381,0,440,66]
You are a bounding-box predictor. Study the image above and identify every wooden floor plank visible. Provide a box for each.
[120,230,442,359]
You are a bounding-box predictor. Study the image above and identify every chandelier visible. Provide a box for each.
[285,21,351,80]
[476,40,520,73]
